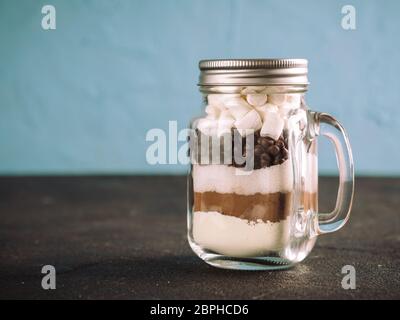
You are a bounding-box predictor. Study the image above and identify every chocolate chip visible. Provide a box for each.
[276,140,285,148]
[260,153,272,168]
[261,153,271,162]
[273,154,283,165]
[260,137,274,149]
[267,145,280,156]
[260,159,269,168]
[254,145,264,156]
[228,129,290,169]
[282,147,289,160]
[284,137,288,148]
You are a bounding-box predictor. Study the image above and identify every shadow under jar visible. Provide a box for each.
[187,59,354,270]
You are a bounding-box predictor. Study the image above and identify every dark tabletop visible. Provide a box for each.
[0,176,399,300]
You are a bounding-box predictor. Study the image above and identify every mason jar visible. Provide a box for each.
[187,59,354,270]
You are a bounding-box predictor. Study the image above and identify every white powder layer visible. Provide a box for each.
[193,211,290,257]
[193,160,293,194]
[192,153,317,195]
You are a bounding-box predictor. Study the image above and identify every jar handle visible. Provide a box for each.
[308,111,355,234]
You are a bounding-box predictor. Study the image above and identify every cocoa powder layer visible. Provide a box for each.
[303,191,318,212]
[194,191,317,223]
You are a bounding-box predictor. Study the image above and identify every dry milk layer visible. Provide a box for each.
[192,153,317,195]
[192,211,290,257]
[193,160,293,195]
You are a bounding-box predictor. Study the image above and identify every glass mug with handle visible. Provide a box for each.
[187,59,354,270]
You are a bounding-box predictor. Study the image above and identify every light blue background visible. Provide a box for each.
[0,0,399,175]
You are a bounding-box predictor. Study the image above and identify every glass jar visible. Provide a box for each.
[187,59,354,270]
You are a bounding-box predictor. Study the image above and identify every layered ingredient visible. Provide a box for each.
[193,162,293,223]
[191,88,317,257]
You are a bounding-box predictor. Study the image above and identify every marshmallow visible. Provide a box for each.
[260,110,284,140]
[207,94,224,107]
[219,109,233,119]
[264,103,279,112]
[217,111,235,137]
[225,97,252,120]
[217,128,233,137]
[208,94,240,109]
[256,103,279,119]
[268,94,287,106]
[286,94,301,107]
[234,109,262,136]
[268,94,302,108]
[205,105,220,118]
[278,103,294,118]
[197,118,217,135]
[246,93,268,107]
[241,86,265,95]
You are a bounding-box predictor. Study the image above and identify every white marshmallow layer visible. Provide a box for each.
[199,92,302,139]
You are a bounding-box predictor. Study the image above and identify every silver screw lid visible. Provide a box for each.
[198,58,309,87]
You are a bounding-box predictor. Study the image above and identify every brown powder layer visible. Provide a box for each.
[194,191,317,223]
[303,191,317,212]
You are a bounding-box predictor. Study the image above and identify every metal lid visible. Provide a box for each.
[198,59,309,87]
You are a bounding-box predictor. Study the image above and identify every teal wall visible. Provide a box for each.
[0,0,399,175]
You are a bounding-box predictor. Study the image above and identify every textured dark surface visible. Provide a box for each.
[0,176,399,300]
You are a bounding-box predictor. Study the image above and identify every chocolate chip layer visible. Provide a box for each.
[191,129,289,169]
[232,129,289,169]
